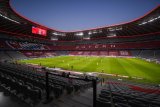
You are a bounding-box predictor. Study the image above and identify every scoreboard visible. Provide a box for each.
[32,26,47,36]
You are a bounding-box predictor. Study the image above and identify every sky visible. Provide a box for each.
[11,0,160,31]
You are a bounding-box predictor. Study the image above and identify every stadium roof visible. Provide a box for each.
[0,0,160,41]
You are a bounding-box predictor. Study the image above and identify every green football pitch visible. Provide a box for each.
[19,56,160,83]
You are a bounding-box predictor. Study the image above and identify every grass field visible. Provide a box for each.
[19,56,160,83]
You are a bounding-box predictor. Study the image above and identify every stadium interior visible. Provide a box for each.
[0,0,160,107]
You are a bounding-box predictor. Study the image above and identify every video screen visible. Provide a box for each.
[32,26,47,36]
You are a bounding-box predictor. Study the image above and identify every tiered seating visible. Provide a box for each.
[0,68,42,106]
[6,51,27,60]
[21,51,56,58]
[0,62,92,106]
[99,51,108,56]
[97,79,160,107]
[90,51,99,56]
[69,51,131,56]
[0,51,11,61]
[6,41,50,50]
[154,50,160,60]
[130,50,141,57]
[4,40,56,58]
[138,50,155,59]
[49,41,160,51]
[83,51,91,55]
[0,40,11,50]
[55,51,69,55]
[0,39,159,60]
